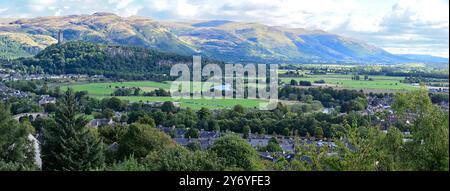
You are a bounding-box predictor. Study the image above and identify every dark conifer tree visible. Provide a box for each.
[41,89,104,171]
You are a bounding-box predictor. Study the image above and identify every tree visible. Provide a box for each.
[161,101,176,113]
[133,88,141,96]
[101,108,114,119]
[197,107,211,121]
[107,155,148,171]
[243,125,251,139]
[0,103,36,170]
[209,134,263,170]
[299,81,312,86]
[290,79,298,86]
[98,124,129,145]
[145,146,224,171]
[323,118,383,171]
[393,89,449,171]
[41,89,104,171]
[282,127,290,136]
[186,141,201,151]
[137,115,156,127]
[260,138,282,152]
[259,128,267,135]
[118,123,174,159]
[106,97,125,111]
[185,128,199,139]
[44,103,58,113]
[233,104,245,114]
[314,127,324,139]
[377,127,404,171]
[405,106,449,171]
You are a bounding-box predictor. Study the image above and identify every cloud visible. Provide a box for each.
[0,8,8,13]
[0,0,447,57]
[335,0,449,58]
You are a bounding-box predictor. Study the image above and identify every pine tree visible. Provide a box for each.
[41,89,104,171]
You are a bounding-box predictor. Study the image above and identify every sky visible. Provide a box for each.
[0,0,448,58]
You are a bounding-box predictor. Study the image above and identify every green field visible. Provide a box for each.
[281,74,417,91]
[64,81,171,95]
[63,81,266,109]
[62,73,418,109]
[92,96,264,110]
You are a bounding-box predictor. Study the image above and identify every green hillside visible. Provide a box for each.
[14,41,224,81]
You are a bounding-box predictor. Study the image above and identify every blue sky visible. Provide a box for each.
[0,0,448,58]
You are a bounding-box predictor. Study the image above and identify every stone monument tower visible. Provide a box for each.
[57,30,64,44]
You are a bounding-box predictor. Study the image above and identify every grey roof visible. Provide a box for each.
[248,138,269,147]
[174,138,190,146]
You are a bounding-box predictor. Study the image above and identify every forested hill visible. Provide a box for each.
[17,41,205,80]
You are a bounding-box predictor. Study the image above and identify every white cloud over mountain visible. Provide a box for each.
[0,0,448,58]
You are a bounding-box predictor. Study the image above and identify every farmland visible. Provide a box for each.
[60,72,421,109]
[62,81,266,109]
[65,81,171,96]
[280,74,417,91]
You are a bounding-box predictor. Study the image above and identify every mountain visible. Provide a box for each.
[0,32,56,59]
[0,12,447,65]
[397,54,449,64]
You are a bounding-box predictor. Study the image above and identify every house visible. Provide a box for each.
[259,152,275,162]
[199,138,215,150]
[199,129,221,139]
[38,95,57,105]
[248,138,269,148]
[279,139,295,153]
[322,108,334,114]
[174,138,190,146]
[285,153,296,161]
[88,118,114,128]
[143,101,181,108]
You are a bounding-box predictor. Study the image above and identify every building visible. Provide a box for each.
[143,101,181,108]
[248,138,269,148]
[58,30,64,44]
[88,118,114,128]
[38,95,56,105]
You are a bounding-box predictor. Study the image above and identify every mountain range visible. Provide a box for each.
[0,12,448,65]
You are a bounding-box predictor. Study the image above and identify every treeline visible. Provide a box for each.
[289,79,312,86]
[385,71,449,79]
[112,87,170,97]
[279,64,449,80]
[279,86,367,112]
[9,41,222,81]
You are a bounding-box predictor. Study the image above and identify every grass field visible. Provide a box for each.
[281,74,417,91]
[61,73,417,109]
[92,96,265,110]
[63,81,266,109]
[64,81,171,95]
